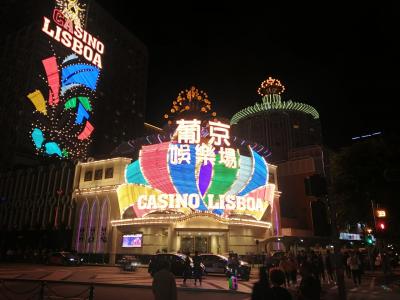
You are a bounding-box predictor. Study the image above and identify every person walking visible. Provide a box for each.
[347,252,361,286]
[288,257,298,286]
[298,261,321,300]
[182,252,192,285]
[251,266,271,300]
[152,260,177,300]
[343,252,351,278]
[269,268,292,300]
[279,256,292,287]
[325,250,336,283]
[193,251,203,286]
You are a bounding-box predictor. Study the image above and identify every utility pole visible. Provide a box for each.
[325,194,346,300]
[305,173,347,299]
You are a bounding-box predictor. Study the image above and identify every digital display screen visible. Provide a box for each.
[122,234,142,248]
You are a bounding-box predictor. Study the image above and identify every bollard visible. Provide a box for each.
[88,284,94,300]
[38,281,45,300]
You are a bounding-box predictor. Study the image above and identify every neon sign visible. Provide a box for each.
[136,194,264,211]
[26,0,102,159]
[117,119,275,220]
[42,7,104,68]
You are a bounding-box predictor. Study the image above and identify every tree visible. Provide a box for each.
[329,134,400,236]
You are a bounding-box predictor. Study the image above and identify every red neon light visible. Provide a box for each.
[141,142,176,194]
[77,121,94,140]
[42,56,60,106]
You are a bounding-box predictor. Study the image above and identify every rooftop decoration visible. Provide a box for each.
[231,77,319,124]
[257,76,285,96]
[164,86,217,124]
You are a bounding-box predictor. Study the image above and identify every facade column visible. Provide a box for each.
[167,225,174,252]
[272,192,282,236]
[210,235,218,254]
[176,234,181,253]
[109,226,118,264]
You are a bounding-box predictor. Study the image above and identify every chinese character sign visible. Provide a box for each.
[209,121,231,146]
[171,119,237,168]
[175,119,201,144]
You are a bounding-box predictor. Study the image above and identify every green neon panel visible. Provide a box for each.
[203,153,239,206]
[78,96,92,111]
[64,97,77,109]
[230,99,319,124]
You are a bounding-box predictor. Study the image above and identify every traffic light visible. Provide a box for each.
[374,208,387,234]
[377,221,386,231]
[366,234,374,245]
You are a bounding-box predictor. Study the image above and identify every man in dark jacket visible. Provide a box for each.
[152,260,177,300]
[298,261,321,300]
[251,266,272,300]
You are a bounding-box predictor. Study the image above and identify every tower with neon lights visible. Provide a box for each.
[231,77,328,238]
[231,77,322,163]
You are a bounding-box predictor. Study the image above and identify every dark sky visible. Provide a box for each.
[96,1,399,148]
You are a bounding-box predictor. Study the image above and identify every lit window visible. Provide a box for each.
[293,124,300,129]
[94,169,103,180]
[84,170,93,181]
[105,167,114,179]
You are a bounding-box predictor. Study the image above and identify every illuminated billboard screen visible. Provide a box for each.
[122,234,143,248]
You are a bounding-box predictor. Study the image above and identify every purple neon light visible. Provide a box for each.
[198,163,212,196]
[76,202,87,251]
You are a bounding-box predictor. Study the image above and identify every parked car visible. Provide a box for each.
[148,253,205,277]
[118,255,139,271]
[270,251,285,267]
[47,252,82,266]
[199,254,251,280]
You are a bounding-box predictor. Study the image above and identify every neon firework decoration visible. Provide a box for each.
[117,119,276,221]
[164,87,217,125]
[26,0,102,159]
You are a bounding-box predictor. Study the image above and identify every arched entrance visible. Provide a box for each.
[175,215,228,254]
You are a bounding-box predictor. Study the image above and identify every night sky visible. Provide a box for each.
[97,1,399,148]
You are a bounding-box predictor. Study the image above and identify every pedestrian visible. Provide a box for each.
[193,251,202,286]
[152,260,177,300]
[182,252,192,285]
[298,261,321,300]
[347,252,361,286]
[264,252,273,272]
[269,268,292,300]
[325,250,335,283]
[251,266,271,300]
[343,252,351,278]
[279,256,292,287]
[288,257,298,286]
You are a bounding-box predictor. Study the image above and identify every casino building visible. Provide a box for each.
[71,87,281,262]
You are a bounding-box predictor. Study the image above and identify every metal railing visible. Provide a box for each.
[0,279,94,300]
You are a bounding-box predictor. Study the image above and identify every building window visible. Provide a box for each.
[105,167,114,179]
[84,170,93,181]
[94,169,103,180]
[293,124,300,129]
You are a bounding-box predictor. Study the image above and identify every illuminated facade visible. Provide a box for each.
[72,117,281,261]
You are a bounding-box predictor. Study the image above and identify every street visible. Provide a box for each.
[0,264,399,299]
